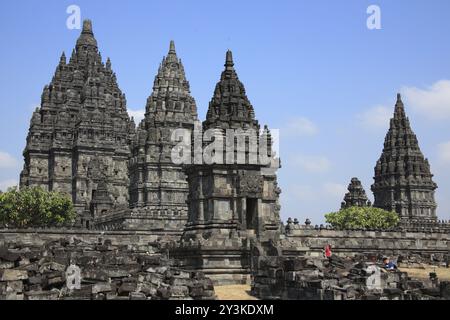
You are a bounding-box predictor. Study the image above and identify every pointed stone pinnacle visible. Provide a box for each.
[394,92,405,118]
[82,19,94,35]
[169,40,176,54]
[60,52,66,64]
[76,19,97,49]
[225,50,234,70]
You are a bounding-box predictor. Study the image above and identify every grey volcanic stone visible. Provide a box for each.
[341,178,370,209]
[0,238,216,300]
[371,94,438,224]
[0,270,28,281]
[19,20,134,228]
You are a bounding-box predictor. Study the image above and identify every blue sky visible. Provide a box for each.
[1,0,450,224]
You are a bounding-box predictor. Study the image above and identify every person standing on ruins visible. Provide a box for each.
[324,244,332,258]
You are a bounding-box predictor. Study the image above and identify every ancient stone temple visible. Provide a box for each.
[20,20,134,228]
[95,41,199,231]
[341,178,371,209]
[371,94,438,223]
[172,51,281,284]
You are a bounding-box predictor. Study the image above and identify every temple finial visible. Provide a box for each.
[225,50,234,70]
[394,92,405,118]
[59,51,66,64]
[82,19,93,35]
[169,40,176,54]
[76,19,97,49]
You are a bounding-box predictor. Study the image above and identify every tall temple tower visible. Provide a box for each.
[173,51,281,284]
[95,41,199,231]
[20,20,134,228]
[183,50,281,241]
[341,178,371,209]
[371,94,437,223]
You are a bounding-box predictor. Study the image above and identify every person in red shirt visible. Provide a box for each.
[324,244,332,258]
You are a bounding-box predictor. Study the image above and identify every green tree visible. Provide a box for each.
[325,206,399,230]
[0,186,76,228]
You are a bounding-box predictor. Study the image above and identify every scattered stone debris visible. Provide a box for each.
[251,254,448,300]
[0,237,216,300]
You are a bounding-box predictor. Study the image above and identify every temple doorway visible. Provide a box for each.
[246,198,257,230]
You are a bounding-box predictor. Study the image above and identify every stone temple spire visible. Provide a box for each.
[143,40,198,121]
[20,19,132,229]
[224,49,234,71]
[394,93,406,119]
[204,50,258,130]
[341,178,370,209]
[76,19,98,50]
[169,40,176,54]
[125,41,199,231]
[177,50,281,282]
[371,93,437,223]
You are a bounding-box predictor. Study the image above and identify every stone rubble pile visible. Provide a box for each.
[252,254,450,300]
[397,252,449,268]
[0,237,216,300]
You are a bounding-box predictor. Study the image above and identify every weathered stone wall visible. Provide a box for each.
[0,229,181,247]
[0,236,215,300]
[283,228,450,258]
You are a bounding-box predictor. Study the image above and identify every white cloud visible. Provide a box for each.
[128,109,145,124]
[285,185,316,201]
[0,152,18,169]
[283,117,319,137]
[322,182,347,199]
[438,141,450,164]
[283,182,347,209]
[402,80,450,120]
[292,155,331,173]
[357,105,392,130]
[0,179,18,192]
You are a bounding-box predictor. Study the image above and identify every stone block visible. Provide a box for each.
[28,276,43,285]
[0,247,21,262]
[39,262,66,273]
[44,272,65,287]
[170,285,189,297]
[0,282,6,294]
[129,292,147,300]
[118,282,137,296]
[157,287,171,299]
[138,282,157,296]
[440,281,450,299]
[283,258,306,271]
[419,287,440,297]
[169,277,191,286]
[188,285,204,298]
[5,292,24,300]
[82,269,109,282]
[146,273,165,286]
[0,269,28,281]
[0,261,15,269]
[138,255,162,267]
[104,264,140,278]
[7,280,24,293]
[25,290,60,300]
[92,282,112,294]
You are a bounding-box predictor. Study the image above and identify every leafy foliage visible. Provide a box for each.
[0,186,76,228]
[325,206,399,230]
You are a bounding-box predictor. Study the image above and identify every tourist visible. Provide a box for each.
[324,244,332,258]
[382,257,397,270]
